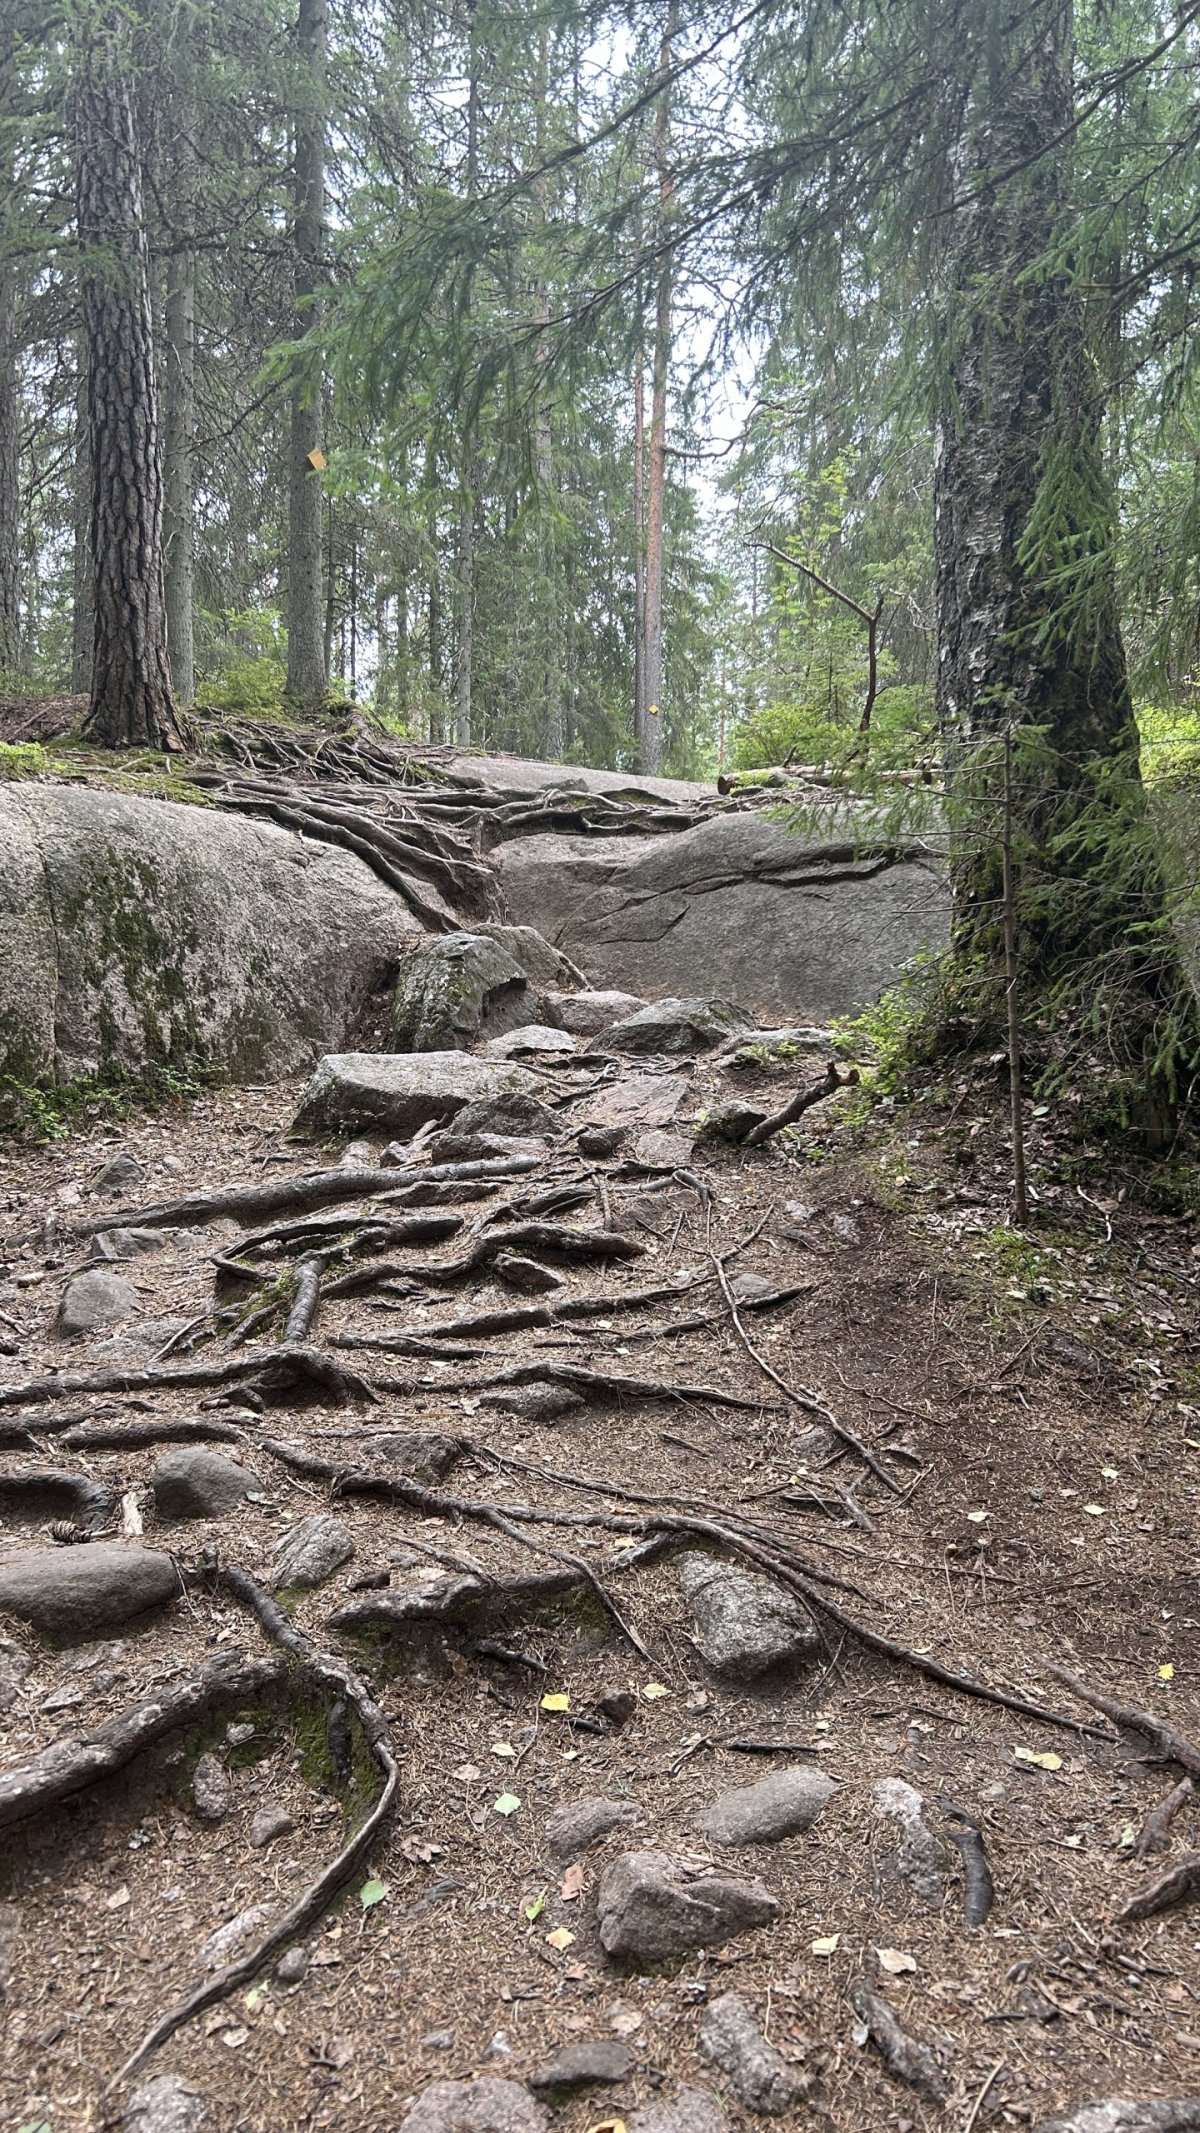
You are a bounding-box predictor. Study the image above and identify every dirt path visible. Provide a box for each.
[1,1042,1198,2133]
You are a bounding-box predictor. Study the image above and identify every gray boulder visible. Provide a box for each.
[398,2079,548,2133]
[89,1226,174,1262]
[0,782,423,1093]
[698,1994,807,2115]
[57,1267,140,1337]
[544,989,646,1034]
[628,2093,728,2133]
[393,934,532,1051]
[596,1850,780,1962]
[482,1384,585,1422]
[679,1553,821,1678]
[697,1765,836,1846]
[123,2076,208,2133]
[271,1514,356,1591]
[0,1543,177,1637]
[370,1431,465,1483]
[724,1027,835,1066]
[484,1025,576,1058]
[292,1053,543,1138]
[599,998,747,1056]
[472,923,575,988]
[94,1152,145,1196]
[545,1796,641,1862]
[152,1448,256,1520]
[529,2040,634,2092]
[429,1092,559,1157]
[495,805,948,1023]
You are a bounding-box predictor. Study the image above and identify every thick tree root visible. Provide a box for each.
[0,1651,285,1829]
[1115,1852,1200,1924]
[1046,1661,1200,1777]
[327,1219,646,1295]
[1136,1776,1194,1861]
[109,1565,399,2092]
[330,1349,771,1411]
[0,1344,376,1410]
[945,1812,995,1926]
[67,1166,415,1237]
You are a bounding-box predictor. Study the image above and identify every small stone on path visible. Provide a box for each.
[89,1226,173,1262]
[697,1765,836,1846]
[249,1803,295,1848]
[271,1514,355,1591]
[491,1252,565,1293]
[0,1543,177,1639]
[628,2087,729,2133]
[873,1777,945,1903]
[122,2074,207,2133]
[57,1268,140,1337]
[599,998,747,1056]
[679,1553,820,1678]
[697,1993,807,2114]
[95,1152,144,1198]
[482,1383,585,1421]
[529,2039,635,2091]
[152,1447,256,1520]
[421,2028,456,2052]
[275,1946,310,1985]
[545,1796,640,1862]
[398,2078,548,2133]
[596,1850,780,1962]
[1034,2105,1200,2133]
[192,1752,232,1823]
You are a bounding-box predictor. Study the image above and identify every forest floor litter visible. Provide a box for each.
[1,1018,1199,2133]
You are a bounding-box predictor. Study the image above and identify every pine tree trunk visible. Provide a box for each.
[285,0,327,712]
[455,488,474,748]
[632,331,647,755]
[934,5,1187,1118]
[70,353,93,695]
[0,268,20,679]
[75,23,184,750]
[162,77,197,708]
[641,6,676,779]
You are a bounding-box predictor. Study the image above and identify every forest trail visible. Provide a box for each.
[1,929,1198,2133]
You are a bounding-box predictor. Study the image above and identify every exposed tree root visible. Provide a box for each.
[1136,1776,1194,1861]
[327,1219,645,1295]
[0,1651,286,1829]
[60,1417,248,1452]
[1046,1661,1200,1777]
[216,1210,464,1262]
[0,1467,115,1529]
[1114,1852,1200,1924]
[283,1255,324,1344]
[742,1060,858,1146]
[0,1345,376,1410]
[849,1980,945,2098]
[109,1565,399,2092]
[945,1811,995,1926]
[69,1166,421,1237]
[712,1252,902,1493]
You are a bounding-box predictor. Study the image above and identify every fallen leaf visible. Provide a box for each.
[811,1934,840,1956]
[221,2027,249,2049]
[524,1889,546,1922]
[966,1508,989,1523]
[877,1947,917,1975]
[541,1691,570,1713]
[1063,1833,1084,1848]
[609,2005,643,2036]
[1083,1503,1105,1517]
[494,1792,521,1817]
[1014,1748,1062,1771]
[491,1741,517,1759]
[546,1925,575,1950]
[358,1878,388,1910]
[106,1885,130,1910]
[642,1682,671,1700]
[587,2120,628,2133]
[401,1835,446,1865]
[1101,1466,1119,1480]
[560,1862,587,1903]
[685,1690,710,1712]
[1159,1663,1175,1681]
[244,1983,269,2011]
[452,1762,482,1783]
[562,1747,581,1762]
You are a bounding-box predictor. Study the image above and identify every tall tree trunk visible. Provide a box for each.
[534,21,563,762]
[632,326,647,755]
[285,0,327,712]
[934,2,1186,1117]
[70,352,92,694]
[454,2,481,750]
[641,5,676,779]
[0,26,20,678]
[162,62,197,708]
[75,18,183,750]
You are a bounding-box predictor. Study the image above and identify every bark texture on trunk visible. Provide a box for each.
[934,7,1138,888]
[70,354,93,695]
[0,272,20,678]
[285,0,328,712]
[641,5,676,779]
[162,63,197,709]
[75,26,184,750]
